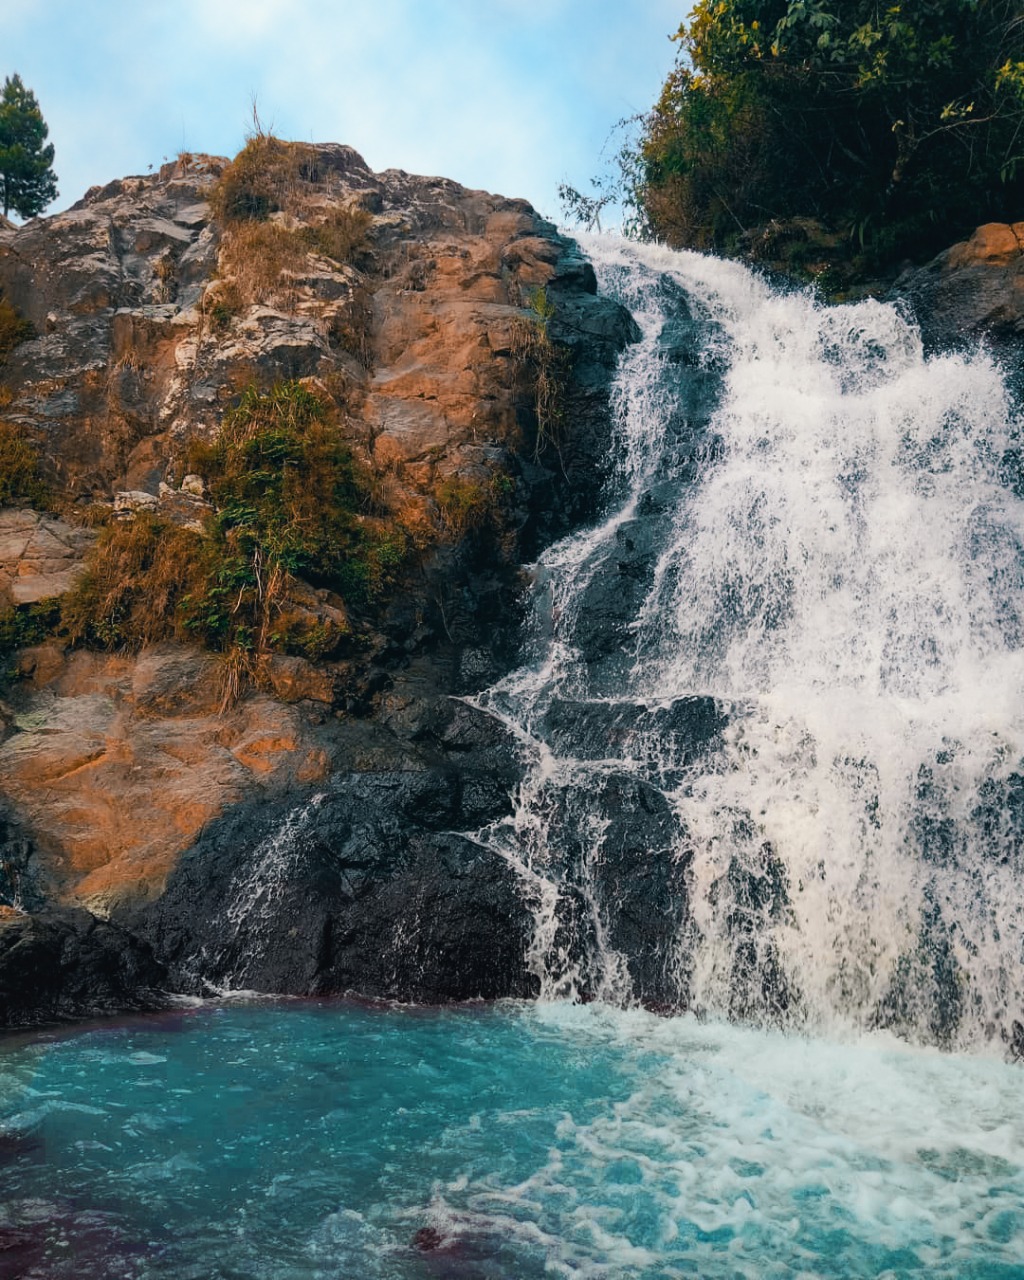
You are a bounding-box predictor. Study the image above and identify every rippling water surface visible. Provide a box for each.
[1,1001,1022,1278]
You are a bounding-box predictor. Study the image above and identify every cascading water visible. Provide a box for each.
[474,236,1024,1054]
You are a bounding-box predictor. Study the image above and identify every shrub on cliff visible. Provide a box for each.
[0,422,49,509]
[0,298,34,361]
[636,1,1024,273]
[209,131,303,223]
[62,381,409,681]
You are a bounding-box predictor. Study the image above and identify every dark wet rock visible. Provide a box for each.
[124,700,533,1002]
[0,908,168,1029]
[542,695,725,776]
[532,769,691,1010]
[890,222,1024,389]
[0,809,44,913]
[590,775,691,1008]
[130,760,536,1002]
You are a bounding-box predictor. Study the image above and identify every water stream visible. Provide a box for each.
[475,237,1024,1053]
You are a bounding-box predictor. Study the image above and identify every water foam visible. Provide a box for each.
[477,235,1024,1051]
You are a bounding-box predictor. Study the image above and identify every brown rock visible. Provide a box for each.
[947,222,1024,269]
[262,654,337,704]
[0,509,95,605]
[0,646,331,913]
[14,640,66,687]
[893,218,1024,352]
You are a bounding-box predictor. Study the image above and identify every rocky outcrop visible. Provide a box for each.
[891,221,1024,370]
[0,907,167,1028]
[0,509,94,604]
[0,645,332,913]
[0,145,636,1025]
[128,701,535,1002]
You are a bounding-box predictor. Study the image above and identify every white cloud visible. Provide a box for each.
[7,0,686,219]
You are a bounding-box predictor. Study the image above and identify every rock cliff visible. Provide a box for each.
[0,143,636,1024]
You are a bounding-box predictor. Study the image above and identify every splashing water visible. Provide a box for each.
[2,1001,1023,1279]
[475,237,1024,1052]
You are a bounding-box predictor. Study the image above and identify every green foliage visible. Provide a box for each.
[637,1,1024,270]
[0,420,49,509]
[0,298,33,361]
[0,74,57,220]
[0,597,60,664]
[61,381,414,682]
[194,380,367,591]
[558,181,615,232]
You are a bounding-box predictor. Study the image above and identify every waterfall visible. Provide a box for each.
[474,237,1024,1054]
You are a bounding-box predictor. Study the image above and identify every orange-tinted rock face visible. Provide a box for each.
[0,645,330,912]
[0,144,637,924]
[947,222,1024,269]
[0,147,555,507]
[0,510,95,605]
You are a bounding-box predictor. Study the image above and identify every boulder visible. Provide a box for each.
[0,908,167,1028]
[129,709,532,1002]
[891,220,1024,371]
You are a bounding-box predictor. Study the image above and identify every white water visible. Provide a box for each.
[476,237,1024,1053]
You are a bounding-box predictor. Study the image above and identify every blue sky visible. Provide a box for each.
[6,1,684,224]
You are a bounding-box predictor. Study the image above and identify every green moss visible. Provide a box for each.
[434,472,515,538]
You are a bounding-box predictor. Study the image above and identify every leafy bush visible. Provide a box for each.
[60,381,414,684]
[0,298,33,361]
[0,421,49,508]
[434,473,515,537]
[0,597,60,661]
[637,1,1024,272]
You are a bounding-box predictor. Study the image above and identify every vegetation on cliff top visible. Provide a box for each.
[632,1,1024,280]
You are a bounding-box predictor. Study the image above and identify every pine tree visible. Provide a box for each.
[0,74,57,220]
